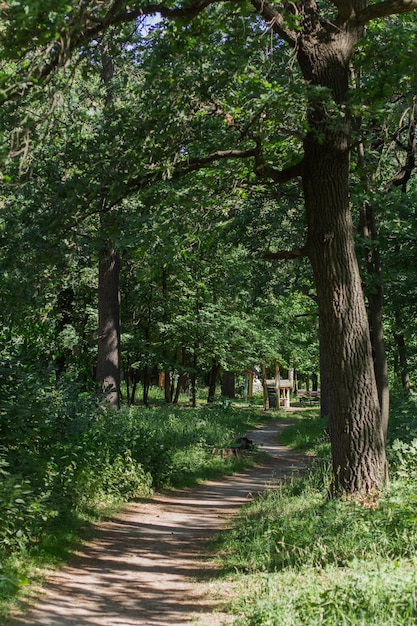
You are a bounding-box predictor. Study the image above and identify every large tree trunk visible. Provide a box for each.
[299,34,387,495]
[96,247,121,408]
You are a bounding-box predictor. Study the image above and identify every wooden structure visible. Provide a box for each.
[263,362,294,409]
[296,389,320,405]
[242,369,254,401]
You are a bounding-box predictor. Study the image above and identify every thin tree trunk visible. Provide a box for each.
[161,269,172,403]
[130,375,137,405]
[357,128,390,444]
[207,359,221,403]
[55,287,74,379]
[261,362,268,411]
[394,310,411,394]
[96,247,121,408]
[142,366,150,406]
[190,348,197,408]
[125,359,131,406]
[275,362,280,409]
[359,201,389,443]
[173,346,188,404]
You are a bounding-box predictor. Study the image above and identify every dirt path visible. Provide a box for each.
[8,418,309,626]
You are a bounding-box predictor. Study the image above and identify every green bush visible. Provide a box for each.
[0,364,263,561]
[0,456,54,555]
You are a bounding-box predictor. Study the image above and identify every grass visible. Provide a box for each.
[5,390,417,624]
[210,394,417,625]
[0,393,273,622]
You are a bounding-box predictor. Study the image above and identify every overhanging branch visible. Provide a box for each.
[263,247,307,260]
[116,142,303,204]
[355,0,417,24]
[255,160,304,183]
[249,0,298,46]
[107,146,258,207]
[14,0,234,93]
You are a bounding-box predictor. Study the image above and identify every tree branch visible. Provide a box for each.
[386,104,416,193]
[255,160,304,183]
[98,0,226,24]
[249,0,298,46]
[263,247,307,259]
[22,0,233,91]
[106,146,258,207]
[106,137,304,208]
[355,0,417,25]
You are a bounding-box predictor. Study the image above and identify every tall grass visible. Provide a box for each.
[213,392,417,625]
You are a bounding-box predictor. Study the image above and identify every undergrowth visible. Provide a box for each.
[212,390,417,625]
[0,373,267,621]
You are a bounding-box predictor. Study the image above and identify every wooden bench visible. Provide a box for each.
[297,391,320,405]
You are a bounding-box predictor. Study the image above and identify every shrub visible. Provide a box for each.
[0,456,55,555]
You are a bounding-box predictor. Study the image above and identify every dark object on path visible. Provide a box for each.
[211,436,255,458]
[235,436,254,450]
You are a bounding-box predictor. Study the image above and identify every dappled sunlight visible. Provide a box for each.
[10,420,309,626]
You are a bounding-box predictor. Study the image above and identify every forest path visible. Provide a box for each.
[9,417,310,626]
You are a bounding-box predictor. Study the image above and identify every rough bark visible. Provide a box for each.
[359,201,390,443]
[96,247,121,408]
[298,27,387,495]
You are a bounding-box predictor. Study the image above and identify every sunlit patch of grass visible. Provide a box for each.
[210,393,417,625]
[229,559,417,625]
[278,410,328,456]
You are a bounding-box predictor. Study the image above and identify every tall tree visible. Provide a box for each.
[3,0,417,495]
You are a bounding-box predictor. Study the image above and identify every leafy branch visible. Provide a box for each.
[102,138,303,209]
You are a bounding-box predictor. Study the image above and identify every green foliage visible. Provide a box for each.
[0,373,263,552]
[91,403,263,489]
[0,373,266,619]
[278,411,328,455]
[232,561,417,625]
[387,390,417,446]
[218,474,417,574]
[212,397,417,624]
[0,456,53,554]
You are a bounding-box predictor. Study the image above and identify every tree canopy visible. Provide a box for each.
[1,0,417,497]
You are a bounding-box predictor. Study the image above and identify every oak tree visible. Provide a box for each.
[3,0,417,495]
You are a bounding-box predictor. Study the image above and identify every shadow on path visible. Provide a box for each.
[8,419,310,626]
